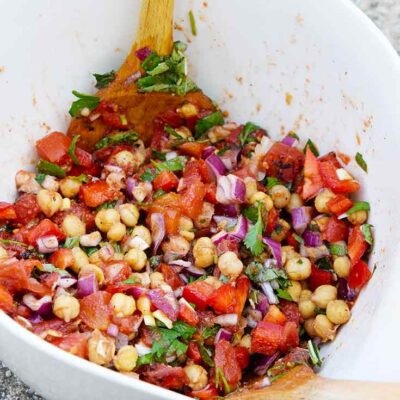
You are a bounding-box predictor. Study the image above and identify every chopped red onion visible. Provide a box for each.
[291,207,312,234]
[127,178,152,203]
[150,213,166,254]
[57,276,77,289]
[214,203,240,217]
[216,174,245,204]
[28,312,43,324]
[214,328,233,344]
[115,332,129,350]
[77,273,98,298]
[303,230,322,247]
[300,244,330,260]
[263,237,282,267]
[219,146,240,171]
[169,259,192,268]
[22,294,53,318]
[230,215,248,241]
[211,230,230,245]
[206,153,227,179]
[107,323,119,338]
[179,273,188,285]
[98,244,114,261]
[213,216,238,229]
[255,294,268,316]
[135,341,152,356]
[147,290,179,321]
[125,70,142,85]
[281,135,298,147]
[185,265,206,277]
[202,146,217,159]
[36,235,59,254]
[135,46,151,61]
[126,177,136,199]
[247,308,263,328]
[253,353,280,376]
[261,281,279,304]
[337,278,357,301]
[213,313,238,326]
[252,376,272,389]
[174,287,184,297]
[126,285,147,299]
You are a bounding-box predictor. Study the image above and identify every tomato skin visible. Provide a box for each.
[187,341,202,363]
[279,321,299,353]
[25,219,66,246]
[302,148,323,200]
[266,207,279,235]
[80,180,118,208]
[189,385,219,400]
[308,264,334,291]
[319,152,342,168]
[0,202,17,221]
[279,301,301,326]
[183,159,211,184]
[251,321,283,356]
[214,340,242,391]
[0,260,41,294]
[182,281,214,311]
[348,226,368,266]
[0,285,15,313]
[103,261,131,285]
[179,142,207,159]
[323,216,349,243]
[327,195,353,215]
[263,305,286,326]
[234,276,251,315]
[235,346,250,369]
[208,284,236,314]
[319,161,360,194]
[180,179,206,219]
[79,291,112,330]
[36,131,70,165]
[142,364,188,390]
[286,231,300,250]
[152,171,179,192]
[49,249,74,270]
[14,194,41,225]
[348,260,371,289]
[158,263,183,290]
[52,332,89,358]
[178,302,199,327]
[204,182,217,204]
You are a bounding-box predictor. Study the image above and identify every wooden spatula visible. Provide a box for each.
[67,0,214,151]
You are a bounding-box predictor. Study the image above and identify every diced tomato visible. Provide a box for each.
[103,261,131,285]
[189,385,219,400]
[179,142,207,159]
[158,263,183,290]
[319,152,342,168]
[286,231,300,250]
[235,346,250,369]
[0,260,38,294]
[79,291,112,330]
[216,237,239,256]
[214,340,242,392]
[149,194,182,235]
[319,161,360,194]
[182,281,214,311]
[32,318,78,336]
[180,179,206,219]
[36,131,71,165]
[26,277,52,297]
[348,226,368,266]
[251,321,283,356]
[348,260,371,289]
[302,148,323,200]
[266,207,279,235]
[263,142,304,183]
[157,109,184,128]
[234,276,250,315]
[183,159,211,184]
[24,219,66,246]
[204,182,217,204]
[327,194,353,216]
[0,285,15,313]
[50,249,74,270]
[0,202,17,221]
[187,341,202,363]
[80,180,118,208]
[279,321,299,353]
[112,314,142,335]
[208,283,236,314]
[52,332,89,358]
[152,171,179,192]
[279,301,301,326]
[323,216,349,243]
[263,305,286,326]
[14,194,41,225]
[178,302,199,327]
[40,272,60,289]
[308,264,334,291]
[142,364,188,390]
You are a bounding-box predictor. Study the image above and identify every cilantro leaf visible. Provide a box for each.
[242,206,258,223]
[42,263,70,276]
[95,131,139,150]
[93,70,116,89]
[276,288,293,301]
[62,237,80,249]
[35,173,46,184]
[245,262,289,285]
[172,320,196,340]
[69,90,100,117]
[37,160,66,178]
[288,131,300,140]
[152,156,186,173]
[316,257,332,271]
[82,246,98,257]
[152,149,167,161]
[238,122,259,147]
[140,168,157,182]
[355,152,368,172]
[136,353,153,367]
[304,139,319,157]
[68,134,80,165]
[361,223,373,245]
[96,201,117,212]
[195,112,224,138]
[244,202,264,256]
[347,201,370,215]
[266,177,280,190]
[329,243,347,256]
[202,325,220,339]
[198,343,214,367]
[153,189,166,199]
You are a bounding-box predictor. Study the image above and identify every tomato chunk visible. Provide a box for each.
[182,281,214,311]
[348,260,371,289]
[80,180,118,208]
[0,202,17,221]
[36,131,71,165]
[152,171,179,192]
[0,285,15,313]
[179,142,207,159]
[233,276,250,315]
[235,346,250,369]
[52,332,89,358]
[25,219,66,246]
[348,226,368,266]
[263,305,286,326]
[50,249,74,270]
[158,263,183,290]
[14,194,41,225]
[327,194,353,215]
[319,161,360,194]
[178,301,199,327]
[323,216,349,243]
[214,340,242,392]
[308,264,334,291]
[251,321,283,356]
[79,291,112,330]
[302,148,323,200]
[208,283,236,314]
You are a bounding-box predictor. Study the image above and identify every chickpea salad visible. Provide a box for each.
[0,42,372,398]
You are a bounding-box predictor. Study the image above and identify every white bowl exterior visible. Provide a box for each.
[0,0,399,398]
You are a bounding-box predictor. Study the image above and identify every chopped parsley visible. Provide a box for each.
[329,243,347,256]
[288,131,300,140]
[238,122,259,147]
[68,134,80,165]
[195,111,225,138]
[188,10,197,36]
[244,202,264,256]
[96,201,117,211]
[307,340,322,367]
[276,288,293,301]
[202,325,220,339]
[94,131,139,150]
[245,262,288,285]
[266,177,281,190]
[140,168,157,182]
[304,139,319,157]
[151,156,186,173]
[35,173,47,184]
[198,343,214,367]
[361,223,373,245]
[70,174,89,183]
[153,189,166,199]
[69,90,100,117]
[316,257,332,271]
[152,149,167,161]
[37,160,66,178]
[62,237,80,249]
[42,263,70,276]
[122,276,139,285]
[93,70,116,89]
[149,255,163,268]
[355,152,368,172]
[347,201,370,215]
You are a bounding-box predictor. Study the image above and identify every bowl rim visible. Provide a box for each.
[0,0,399,397]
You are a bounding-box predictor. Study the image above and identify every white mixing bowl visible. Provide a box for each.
[0,0,399,399]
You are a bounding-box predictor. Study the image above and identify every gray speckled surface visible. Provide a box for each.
[0,1,399,399]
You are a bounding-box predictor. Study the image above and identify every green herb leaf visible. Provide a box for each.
[152,149,167,161]
[188,10,197,36]
[149,255,163,268]
[347,201,370,215]
[329,243,347,256]
[42,263,70,276]
[68,134,81,165]
[122,276,139,284]
[96,201,117,212]
[62,237,80,249]
[35,173,47,184]
[304,139,319,157]
[307,340,322,367]
[238,122,259,147]
[172,320,196,340]
[164,125,184,139]
[95,131,139,150]
[37,160,66,178]
[355,152,368,172]
[194,112,225,138]
[266,177,280,190]
[69,90,100,117]
[70,174,89,183]
[276,288,293,301]
[198,343,214,367]
[316,257,332,271]
[202,325,220,339]
[245,262,289,284]
[361,223,373,245]
[288,131,300,140]
[153,189,166,199]
[93,70,116,89]
[242,206,258,224]
[136,353,153,367]
[293,233,304,244]
[82,246,98,257]
[140,168,157,182]
[152,156,186,173]
[216,367,231,394]
[169,339,188,357]
[217,146,229,156]
[0,239,29,248]
[244,202,264,256]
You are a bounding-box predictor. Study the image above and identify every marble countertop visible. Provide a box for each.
[1,1,399,399]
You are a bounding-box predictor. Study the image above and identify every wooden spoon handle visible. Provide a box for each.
[116,0,175,82]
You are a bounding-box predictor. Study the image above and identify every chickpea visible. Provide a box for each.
[287,280,302,302]
[111,293,136,317]
[179,216,194,241]
[281,246,300,265]
[244,177,258,202]
[150,272,164,289]
[314,189,335,213]
[312,285,337,309]
[300,289,312,301]
[114,345,138,372]
[347,210,368,225]
[88,330,116,365]
[95,209,120,233]
[61,214,86,237]
[239,334,251,350]
[314,216,330,232]
[128,225,152,250]
[124,248,147,271]
[71,247,89,273]
[137,295,152,315]
[218,251,243,279]
[59,178,81,198]
[162,236,191,258]
[313,314,336,342]
[193,237,216,269]
[107,222,127,242]
[286,193,303,213]
[333,256,351,278]
[0,246,8,259]
[249,191,273,211]
[326,300,351,325]
[80,231,102,247]
[53,295,80,322]
[80,264,105,284]
[299,299,317,319]
[269,184,291,209]
[285,257,312,281]
[114,150,135,169]
[271,219,290,242]
[118,204,140,227]
[304,318,317,337]
[36,189,62,217]
[60,198,71,211]
[184,365,208,391]
[174,126,192,140]
[177,103,199,118]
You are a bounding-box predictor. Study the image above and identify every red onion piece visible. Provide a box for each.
[261,281,279,304]
[116,332,129,350]
[255,294,268,316]
[291,207,312,234]
[230,215,248,241]
[36,235,59,253]
[22,294,53,318]
[169,259,192,268]
[211,230,230,245]
[213,313,238,326]
[213,216,238,229]
[281,135,298,147]
[263,237,282,267]
[147,289,179,321]
[214,203,240,217]
[77,273,98,298]
[126,285,147,299]
[247,308,263,328]
[107,323,119,338]
[28,312,43,324]
[179,273,188,285]
[135,46,151,61]
[185,265,205,277]
[214,328,233,344]
[126,177,136,199]
[219,146,240,171]
[150,213,166,254]
[57,275,77,289]
[303,230,322,247]
[253,376,272,389]
[253,353,280,376]
[206,153,227,179]
[300,244,330,260]
[202,146,216,159]
[337,278,357,301]
[216,174,245,204]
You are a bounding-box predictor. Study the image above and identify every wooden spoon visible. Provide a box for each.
[67,0,214,151]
